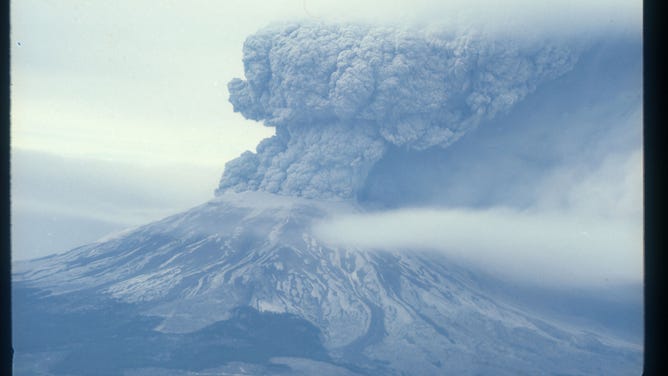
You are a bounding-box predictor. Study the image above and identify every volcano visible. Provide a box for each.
[12,22,642,375]
[13,191,642,375]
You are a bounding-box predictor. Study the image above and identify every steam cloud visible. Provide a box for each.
[217,23,579,199]
[312,147,643,286]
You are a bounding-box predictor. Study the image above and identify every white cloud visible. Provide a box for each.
[313,149,643,287]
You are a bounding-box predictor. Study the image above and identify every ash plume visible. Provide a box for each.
[217,23,579,200]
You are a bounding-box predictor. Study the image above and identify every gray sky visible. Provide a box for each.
[10,0,641,166]
[11,0,283,167]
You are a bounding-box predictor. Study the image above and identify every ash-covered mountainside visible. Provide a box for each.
[14,192,641,375]
[13,23,642,376]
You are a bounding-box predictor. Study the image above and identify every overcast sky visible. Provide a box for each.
[10,0,641,166]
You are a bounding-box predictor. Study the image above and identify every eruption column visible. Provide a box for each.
[217,23,578,200]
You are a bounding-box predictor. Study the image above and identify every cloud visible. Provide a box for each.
[301,0,641,38]
[218,23,579,199]
[308,34,643,287]
[313,148,643,287]
[357,34,642,209]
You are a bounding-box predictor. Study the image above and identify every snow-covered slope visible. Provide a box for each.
[13,191,641,375]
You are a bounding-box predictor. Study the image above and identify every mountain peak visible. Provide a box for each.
[13,191,641,374]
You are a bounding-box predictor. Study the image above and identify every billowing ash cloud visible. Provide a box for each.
[217,23,579,199]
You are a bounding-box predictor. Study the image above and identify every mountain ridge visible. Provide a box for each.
[13,191,642,375]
